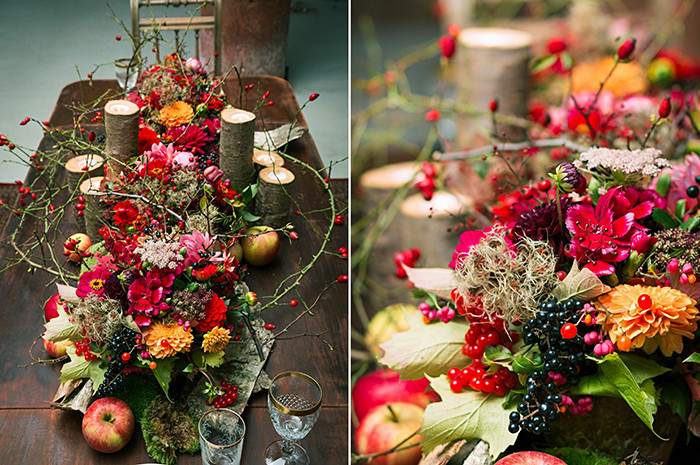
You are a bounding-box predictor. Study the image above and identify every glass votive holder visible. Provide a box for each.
[114,58,138,90]
[198,408,246,465]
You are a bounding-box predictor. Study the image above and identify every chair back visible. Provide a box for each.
[130,0,222,75]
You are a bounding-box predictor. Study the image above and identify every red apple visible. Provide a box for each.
[44,293,68,322]
[82,397,135,453]
[64,233,92,263]
[42,337,68,358]
[494,451,568,465]
[355,402,424,465]
[241,226,280,266]
[228,240,244,261]
[352,369,438,423]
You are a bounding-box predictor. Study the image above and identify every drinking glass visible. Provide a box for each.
[114,58,138,90]
[198,408,246,465]
[264,372,322,465]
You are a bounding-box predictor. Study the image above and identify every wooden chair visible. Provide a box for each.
[130,0,222,75]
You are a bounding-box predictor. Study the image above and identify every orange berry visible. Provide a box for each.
[149,361,157,370]
[422,315,431,324]
[617,335,632,351]
[689,274,697,284]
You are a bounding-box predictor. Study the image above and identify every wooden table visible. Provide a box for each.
[0,77,348,464]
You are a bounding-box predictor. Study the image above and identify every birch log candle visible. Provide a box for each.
[104,100,140,179]
[220,108,256,191]
[399,191,468,268]
[65,154,104,193]
[79,177,106,239]
[252,148,285,172]
[255,167,295,228]
[456,27,533,147]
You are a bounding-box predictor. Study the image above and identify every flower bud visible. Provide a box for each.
[630,231,657,255]
[550,161,586,194]
[658,96,671,118]
[184,57,201,72]
[489,99,499,113]
[438,35,456,59]
[616,38,636,61]
[203,165,224,183]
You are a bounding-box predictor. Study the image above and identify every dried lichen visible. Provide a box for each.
[455,226,559,322]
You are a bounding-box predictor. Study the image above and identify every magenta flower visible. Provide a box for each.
[654,153,700,212]
[450,230,486,269]
[167,124,213,156]
[127,273,170,316]
[179,230,221,267]
[76,269,112,298]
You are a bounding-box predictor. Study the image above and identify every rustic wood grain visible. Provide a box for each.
[0,77,348,464]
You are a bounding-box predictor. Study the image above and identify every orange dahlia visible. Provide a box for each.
[159,101,194,128]
[596,285,699,357]
[202,326,231,353]
[572,57,647,98]
[143,322,194,359]
[194,293,228,333]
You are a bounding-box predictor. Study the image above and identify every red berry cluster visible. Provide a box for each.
[394,248,421,279]
[416,162,437,200]
[207,381,239,408]
[74,339,99,361]
[447,362,517,396]
[448,288,519,396]
[75,195,86,217]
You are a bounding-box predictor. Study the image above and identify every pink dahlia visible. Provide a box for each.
[179,230,221,267]
[127,273,170,316]
[565,187,657,276]
[166,124,213,156]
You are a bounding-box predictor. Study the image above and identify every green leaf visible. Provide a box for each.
[683,353,700,364]
[379,310,468,380]
[681,214,700,232]
[187,282,200,292]
[172,278,187,290]
[676,199,687,220]
[199,195,208,212]
[474,161,489,180]
[661,381,691,422]
[652,207,679,229]
[559,52,574,70]
[419,376,517,459]
[182,363,195,374]
[483,345,513,363]
[44,306,81,342]
[192,350,205,369]
[531,54,557,73]
[551,261,611,302]
[152,357,175,402]
[240,182,258,203]
[203,350,225,368]
[574,353,667,438]
[59,346,105,394]
[240,210,261,222]
[655,172,671,197]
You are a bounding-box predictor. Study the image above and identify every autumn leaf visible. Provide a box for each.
[419,376,517,460]
[379,311,468,380]
[551,261,610,302]
[59,345,105,394]
[44,305,80,342]
[403,266,457,300]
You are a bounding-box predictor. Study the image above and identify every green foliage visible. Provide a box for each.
[662,381,691,423]
[542,447,618,465]
[59,345,105,394]
[572,353,670,438]
[420,376,517,460]
[152,357,176,401]
[379,310,469,379]
[652,207,679,229]
[43,306,80,342]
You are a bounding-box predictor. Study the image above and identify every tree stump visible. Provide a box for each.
[104,100,140,179]
[456,27,532,147]
[220,108,256,192]
[79,177,106,239]
[66,155,104,230]
[399,191,467,268]
[252,148,284,173]
[255,167,295,228]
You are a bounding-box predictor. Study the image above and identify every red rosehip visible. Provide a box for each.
[638,294,652,309]
[489,99,499,113]
[560,323,577,339]
[537,179,552,191]
[616,38,636,61]
[337,275,349,283]
[115,35,121,41]
[438,35,456,59]
[309,92,320,101]
[546,37,567,54]
[290,299,298,307]
[289,231,299,240]
[658,96,671,118]
[425,109,441,121]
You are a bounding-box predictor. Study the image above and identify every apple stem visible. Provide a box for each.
[386,404,400,423]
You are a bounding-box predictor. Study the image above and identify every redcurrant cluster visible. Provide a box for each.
[416,162,437,200]
[448,288,519,396]
[207,381,239,408]
[394,248,421,279]
[73,338,99,361]
[447,361,517,396]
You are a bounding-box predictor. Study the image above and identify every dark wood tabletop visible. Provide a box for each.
[0,76,348,464]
